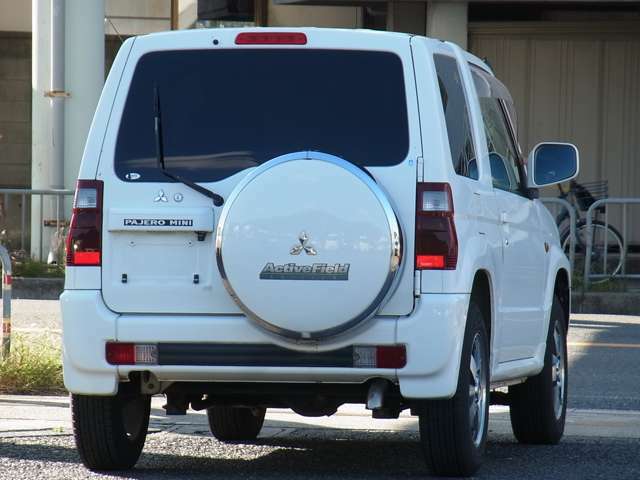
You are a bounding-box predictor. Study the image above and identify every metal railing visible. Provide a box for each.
[541,197,576,274]
[0,245,11,359]
[0,188,74,261]
[584,198,640,289]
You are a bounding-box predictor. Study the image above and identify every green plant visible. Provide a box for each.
[0,333,65,394]
[11,259,65,278]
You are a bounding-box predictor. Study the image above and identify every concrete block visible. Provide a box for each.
[0,122,30,145]
[0,277,64,300]
[0,79,31,102]
[573,292,640,316]
[0,58,30,80]
[0,102,30,122]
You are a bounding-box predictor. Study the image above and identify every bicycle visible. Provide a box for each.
[556,179,625,284]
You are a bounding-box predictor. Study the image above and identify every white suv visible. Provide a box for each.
[62,28,579,477]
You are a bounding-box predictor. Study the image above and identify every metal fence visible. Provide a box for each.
[584,198,640,289]
[0,188,74,261]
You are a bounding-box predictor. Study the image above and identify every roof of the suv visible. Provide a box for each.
[136,26,411,43]
[130,27,493,77]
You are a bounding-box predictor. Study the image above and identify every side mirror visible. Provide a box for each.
[527,142,579,188]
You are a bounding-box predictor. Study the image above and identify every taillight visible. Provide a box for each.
[353,345,406,369]
[415,183,457,270]
[235,32,307,45]
[106,343,158,365]
[66,179,103,266]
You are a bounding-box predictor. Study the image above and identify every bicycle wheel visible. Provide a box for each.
[561,220,624,284]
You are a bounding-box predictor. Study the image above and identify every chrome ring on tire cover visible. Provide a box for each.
[215,151,404,342]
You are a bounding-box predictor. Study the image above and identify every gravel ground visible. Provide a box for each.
[4,303,640,478]
[11,300,61,333]
[2,429,640,480]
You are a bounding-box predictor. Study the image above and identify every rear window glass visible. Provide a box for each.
[115,49,410,182]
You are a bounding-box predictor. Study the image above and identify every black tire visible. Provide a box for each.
[71,391,151,471]
[509,294,568,444]
[207,406,266,441]
[418,299,490,477]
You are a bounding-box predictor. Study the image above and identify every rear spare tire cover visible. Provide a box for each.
[216,152,402,340]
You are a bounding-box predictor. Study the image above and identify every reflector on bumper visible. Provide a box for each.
[106,342,158,365]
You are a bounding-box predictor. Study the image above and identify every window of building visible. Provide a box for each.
[433,54,478,180]
[196,0,266,28]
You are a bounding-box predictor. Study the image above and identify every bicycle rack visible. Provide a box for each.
[584,198,640,289]
[0,245,11,359]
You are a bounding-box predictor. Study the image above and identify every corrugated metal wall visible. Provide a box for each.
[469,22,640,243]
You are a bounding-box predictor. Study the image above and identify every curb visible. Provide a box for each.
[0,277,64,300]
[573,292,640,315]
[0,278,638,315]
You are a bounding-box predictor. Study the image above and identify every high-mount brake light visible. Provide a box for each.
[415,183,458,270]
[66,179,103,267]
[235,32,307,45]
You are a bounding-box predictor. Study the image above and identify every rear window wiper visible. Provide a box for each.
[154,85,224,207]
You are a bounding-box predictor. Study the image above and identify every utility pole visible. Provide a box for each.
[31,0,52,261]
[50,0,66,194]
[64,0,105,202]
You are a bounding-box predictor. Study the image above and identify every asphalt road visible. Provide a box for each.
[2,301,639,479]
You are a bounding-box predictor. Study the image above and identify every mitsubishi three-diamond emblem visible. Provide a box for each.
[154,189,168,203]
[260,231,349,280]
[290,231,317,256]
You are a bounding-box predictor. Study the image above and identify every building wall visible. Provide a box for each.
[0,0,31,32]
[0,33,125,251]
[0,0,187,35]
[268,1,360,28]
[469,21,640,241]
[0,32,31,188]
[106,0,171,35]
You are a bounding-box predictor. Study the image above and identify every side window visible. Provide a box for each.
[489,153,511,191]
[470,66,523,194]
[434,54,478,180]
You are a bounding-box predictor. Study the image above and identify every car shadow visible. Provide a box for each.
[2,431,639,479]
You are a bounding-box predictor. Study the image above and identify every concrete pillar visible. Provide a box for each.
[64,0,104,194]
[426,1,468,50]
[30,0,52,260]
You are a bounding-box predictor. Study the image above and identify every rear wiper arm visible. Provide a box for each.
[154,85,224,207]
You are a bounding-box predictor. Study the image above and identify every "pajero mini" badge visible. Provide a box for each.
[260,262,350,281]
[123,218,193,227]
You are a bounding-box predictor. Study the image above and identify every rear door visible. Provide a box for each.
[97,30,421,316]
[471,66,546,361]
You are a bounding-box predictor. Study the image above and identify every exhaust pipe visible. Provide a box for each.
[366,379,390,410]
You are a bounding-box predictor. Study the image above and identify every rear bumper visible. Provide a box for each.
[61,290,469,399]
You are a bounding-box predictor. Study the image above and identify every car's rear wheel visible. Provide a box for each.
[509,294,568,444]
[418,298,489,477]
[71,391,150,471]
[207,406,266,441]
